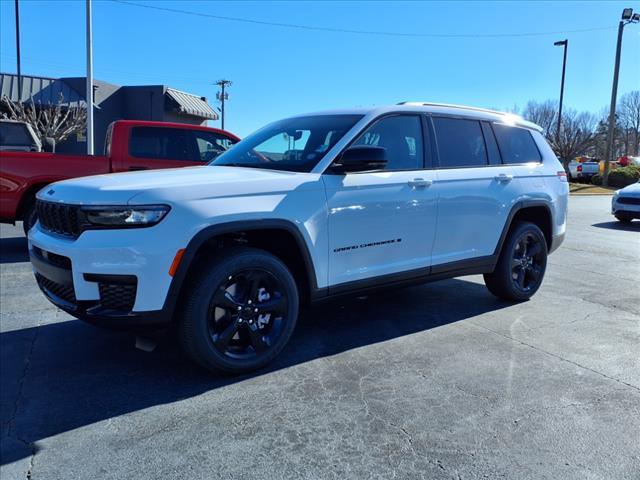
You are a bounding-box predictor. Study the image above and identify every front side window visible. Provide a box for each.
[129,127,191,161]
[493,124,542,164]
[193,131,238,162]
[213,115,362,172]
[433,117,488,168]
[353,115,424,170]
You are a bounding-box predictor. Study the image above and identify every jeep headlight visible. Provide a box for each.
[83,205,170,227]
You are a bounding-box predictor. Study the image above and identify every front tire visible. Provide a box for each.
[484,221,548,302]
[615,213,633,224]
[179,247,299,374]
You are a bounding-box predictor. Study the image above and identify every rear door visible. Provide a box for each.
[430,116,520,267]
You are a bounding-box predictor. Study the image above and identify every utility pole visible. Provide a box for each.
[215,79,232,130]
[603,8,639,186]
[15,0,22,100]
[86,0,94,155]
[553,39,568,145]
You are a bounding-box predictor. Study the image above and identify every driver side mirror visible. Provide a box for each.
[331,145,387,173]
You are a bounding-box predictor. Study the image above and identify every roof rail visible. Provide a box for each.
[397,101,521,118]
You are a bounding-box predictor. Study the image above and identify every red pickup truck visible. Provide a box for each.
[0,120,239,233]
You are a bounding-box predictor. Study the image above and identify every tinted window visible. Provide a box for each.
[433,117,487,168]
[353,115,423,170]
[0,122,33,146]
[129,127,192,161]
[213,115,362,172]
[193,131,238,162]
[493,124,542,164]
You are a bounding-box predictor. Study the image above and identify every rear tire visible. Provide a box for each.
[484,221,548,302]
[22,202,38,236]
[179,247,299,374]
[615,213,633,224]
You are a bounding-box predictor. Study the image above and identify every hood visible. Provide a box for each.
[37,166,320,205]
[619,181,640,196]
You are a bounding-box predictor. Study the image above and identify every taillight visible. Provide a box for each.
[557,171,568,182]
[577,164,582,172]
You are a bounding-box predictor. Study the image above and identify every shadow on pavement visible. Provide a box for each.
[1,278,511,465]
[591,221,640,231]
[0,236,28,264]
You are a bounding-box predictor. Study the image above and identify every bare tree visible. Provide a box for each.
[522,100,558,138]
[522,100,598,169]
[1,94,86,151]
[618,90,640,156]
[551,109,598,168]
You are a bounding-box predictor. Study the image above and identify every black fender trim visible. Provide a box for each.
[161,219,320,321]
[493,200,553,256]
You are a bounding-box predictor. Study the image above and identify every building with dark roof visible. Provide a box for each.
[0,73,218,154]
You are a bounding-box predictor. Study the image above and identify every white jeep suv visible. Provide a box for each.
[29,103,568,373]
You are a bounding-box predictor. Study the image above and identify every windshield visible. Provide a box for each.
[211,114,363,172]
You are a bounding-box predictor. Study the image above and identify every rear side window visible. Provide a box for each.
[493,124,542,164]
[129,127,192,161]
[433,117,487,168]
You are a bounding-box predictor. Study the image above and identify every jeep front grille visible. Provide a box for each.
[36,200,83,238]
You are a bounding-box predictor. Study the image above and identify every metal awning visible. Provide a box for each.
[0,73,85,106]
[165,88,218,120]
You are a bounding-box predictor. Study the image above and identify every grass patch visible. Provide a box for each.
[569,183,616,195]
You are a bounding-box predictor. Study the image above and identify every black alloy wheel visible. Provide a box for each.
[209,269,288,359]
[510,232,545,293]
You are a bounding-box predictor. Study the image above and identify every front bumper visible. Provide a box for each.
[612,196,640,217]
[28,221,182,329]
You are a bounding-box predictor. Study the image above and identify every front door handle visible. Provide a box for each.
[129,166,149,171]
[494,174,513,183]
[408,178,433,188]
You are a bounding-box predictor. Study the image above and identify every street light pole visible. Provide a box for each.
[14,0,22,101]
[603,8,639,187]
[86,0,94,155]
[554,39,568,144]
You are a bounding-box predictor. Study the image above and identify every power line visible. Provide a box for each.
[110,0,617,38]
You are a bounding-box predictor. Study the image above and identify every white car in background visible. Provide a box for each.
[612,180,640,223]
[567,159,599,182]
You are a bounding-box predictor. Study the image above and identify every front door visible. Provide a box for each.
[323,114,438,289]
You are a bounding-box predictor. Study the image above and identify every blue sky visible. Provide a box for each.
[1,0,639,136]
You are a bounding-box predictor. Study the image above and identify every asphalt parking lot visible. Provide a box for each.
[1,195,638,480]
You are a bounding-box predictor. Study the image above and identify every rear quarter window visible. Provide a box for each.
[493,124,542,164]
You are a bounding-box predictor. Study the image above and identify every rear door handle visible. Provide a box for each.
[494,174,513,183]
[408,178,433,188]
[129,166,149,171]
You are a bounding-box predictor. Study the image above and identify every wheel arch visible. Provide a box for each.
[164,220,319,320]
[494,201,553,256]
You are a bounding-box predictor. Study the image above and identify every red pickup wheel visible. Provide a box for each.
[22,202,38,235]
